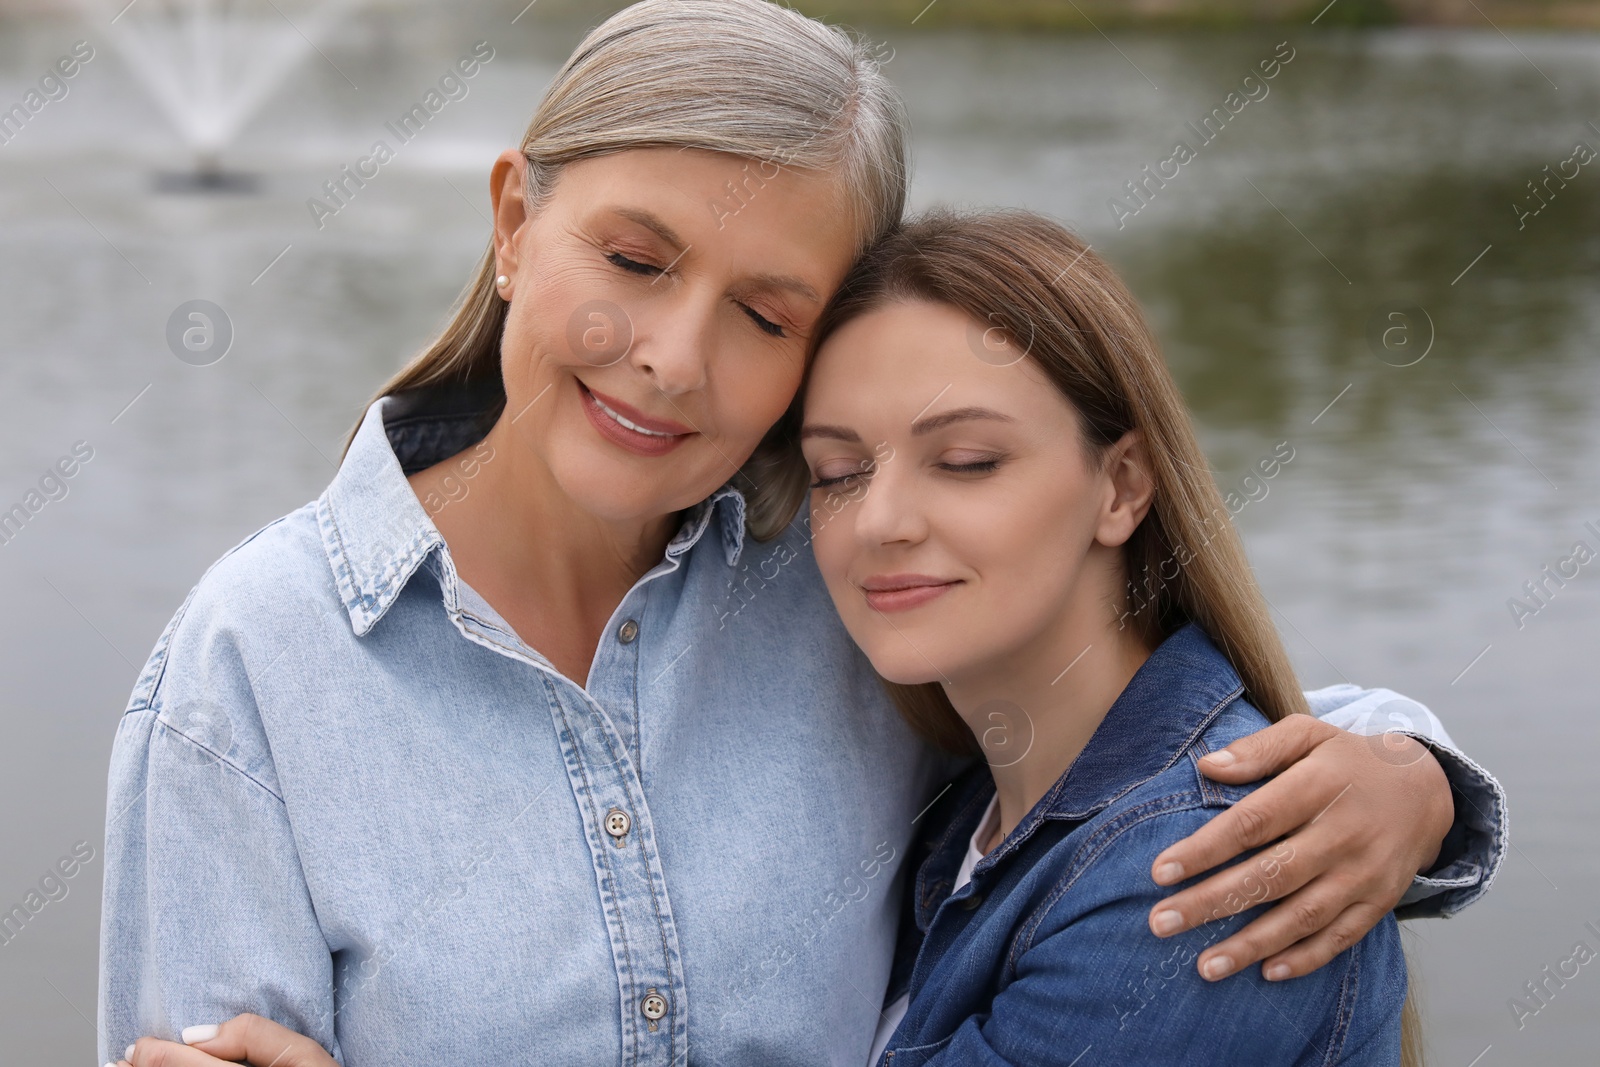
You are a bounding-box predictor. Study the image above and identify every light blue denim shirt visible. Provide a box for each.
[98,388,1507,1066]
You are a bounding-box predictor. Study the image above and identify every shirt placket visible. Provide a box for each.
[576,574,690,1066]
[450,553,692,1067]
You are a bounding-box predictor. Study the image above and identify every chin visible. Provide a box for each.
[548,457,668,523]
[853,630,957,687]
[875,664,942,687]
[552,414,753,523]
[543,437,709,522]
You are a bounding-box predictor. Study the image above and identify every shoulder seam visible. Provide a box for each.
[153,713,287,804]
[125,582,200,715]
[125,507,308,716]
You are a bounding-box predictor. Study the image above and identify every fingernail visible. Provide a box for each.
[1202,954,1233,980]
[1204,750,1236,767]
[1265,962,1292,981]
[1153,861,1184,884]
[1151,909,1183,936]
[183,1024,220,1044]
[126,1046,136,1060]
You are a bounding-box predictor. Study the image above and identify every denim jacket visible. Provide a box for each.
[879,625,1411,1066]
[98,386,1505,1067]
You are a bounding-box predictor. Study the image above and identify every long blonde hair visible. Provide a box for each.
[796,208,1423,1066]
[350,0,908,539]
[802,208,1312,740]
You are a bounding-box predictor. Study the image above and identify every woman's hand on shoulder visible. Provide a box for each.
[114,1014,338,1067]
[1142,714,1451,983]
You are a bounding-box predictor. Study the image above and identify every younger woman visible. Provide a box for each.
[797,210,1414,1064]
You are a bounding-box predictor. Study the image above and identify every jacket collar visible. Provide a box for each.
[316,384,749,637]
[1035,622,1244,821]
[914,623,1245,927]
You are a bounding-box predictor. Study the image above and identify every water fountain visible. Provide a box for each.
[77,0,358,192]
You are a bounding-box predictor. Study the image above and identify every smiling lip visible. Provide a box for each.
[859,574,961,614]
[579,380,695,457]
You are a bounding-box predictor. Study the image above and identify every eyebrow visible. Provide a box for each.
[742,272,821,305]
[799,424,860,442]
[799,407,1016,443]
[611,207,686,249]
[608,208,821,306]
[911,407,1016,435]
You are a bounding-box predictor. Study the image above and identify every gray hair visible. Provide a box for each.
[524,0,906,247]
[359,0,909,540]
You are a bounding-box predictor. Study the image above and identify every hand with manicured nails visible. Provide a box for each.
[1147,714,1453,982]
[113,1014,338,1067]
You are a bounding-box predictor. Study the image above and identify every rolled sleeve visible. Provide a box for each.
[1305,684,1508,919]
[1393,737,1507,918]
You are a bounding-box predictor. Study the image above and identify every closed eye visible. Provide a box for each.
[609,251,785,336]
[809,459,875,490]
[940,460,1000,475]
[607,251,662,277]
[742,304,785,338]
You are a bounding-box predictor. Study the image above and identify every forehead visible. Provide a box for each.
[808,299,1058,413]
[550,147,860,270]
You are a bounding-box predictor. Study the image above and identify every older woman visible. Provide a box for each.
[102,2,1503,1066]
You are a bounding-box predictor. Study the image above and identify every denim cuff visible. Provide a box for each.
[1307,684,1509,920]
[1394,733,1509,920]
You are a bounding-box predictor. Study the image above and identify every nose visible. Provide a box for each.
[846,448,926,549]
[627,292,713,398]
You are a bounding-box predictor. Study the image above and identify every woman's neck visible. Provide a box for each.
[408,414,679,681]
[944,580,1155,849]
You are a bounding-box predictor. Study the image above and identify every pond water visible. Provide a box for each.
[0,7,1595,1064]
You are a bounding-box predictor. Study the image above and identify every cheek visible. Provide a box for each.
[964,482,1096,606]
[806,494,860,589]
[497,291,562,403]
[502,254,609,378]
[710,353,804,442]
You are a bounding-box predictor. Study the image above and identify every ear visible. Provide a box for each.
[1094,430,1155,549]
[490,149,531,282]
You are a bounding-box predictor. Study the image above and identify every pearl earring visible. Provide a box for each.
[495,275,510,288]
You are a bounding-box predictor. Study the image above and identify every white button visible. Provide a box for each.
[617,618,639,644]
[641,991,668,1021]
[605,808,631,840]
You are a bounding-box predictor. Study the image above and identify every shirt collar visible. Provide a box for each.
[316,385,750,637]
[666,482,748,566]
[915,622,1245,920]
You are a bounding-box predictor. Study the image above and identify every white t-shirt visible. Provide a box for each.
[867,794,1001,1066]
